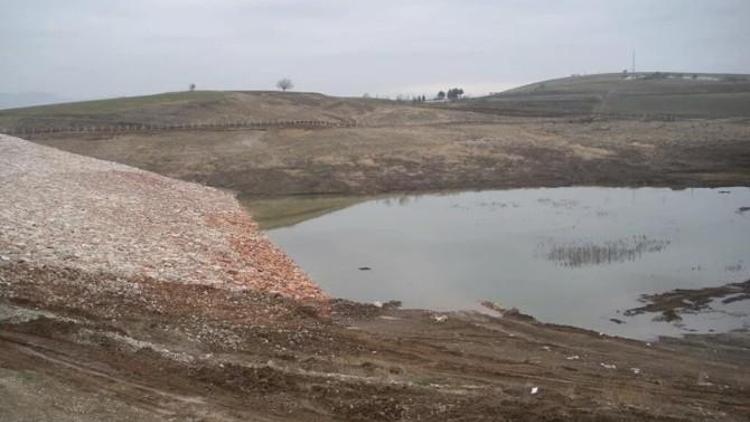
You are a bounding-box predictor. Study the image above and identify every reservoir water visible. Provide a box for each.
[256,187,750,340]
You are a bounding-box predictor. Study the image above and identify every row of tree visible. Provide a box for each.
[436,88,464,101]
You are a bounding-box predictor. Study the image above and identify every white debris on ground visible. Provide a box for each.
[0,135,325,303]
[432,314,448,323]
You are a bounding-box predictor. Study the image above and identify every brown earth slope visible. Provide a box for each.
[1,135,750,421]
[26,117,750,196]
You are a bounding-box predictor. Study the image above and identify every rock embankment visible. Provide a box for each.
[0,134,324,303]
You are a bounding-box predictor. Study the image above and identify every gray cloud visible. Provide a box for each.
[1,0,749,100]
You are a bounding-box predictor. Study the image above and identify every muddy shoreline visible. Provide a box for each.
[625,279,750,322]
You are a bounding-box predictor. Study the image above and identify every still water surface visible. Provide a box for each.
[262,187,750,340]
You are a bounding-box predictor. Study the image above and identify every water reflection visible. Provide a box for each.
[381,195,416,207]
[537,197,580,209]
[542,235,670,268]
[726,261,744,272]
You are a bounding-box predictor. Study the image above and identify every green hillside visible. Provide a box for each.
[462,72,750,118]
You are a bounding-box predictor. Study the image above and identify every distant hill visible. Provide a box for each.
[4,73,749,132]
[0,90,499,131]
[0,92,67,110]
[458,72,750,118]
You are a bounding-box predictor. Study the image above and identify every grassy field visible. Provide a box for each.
[454,72,750,117]
[0,90,501,131]
[0,91,225,129]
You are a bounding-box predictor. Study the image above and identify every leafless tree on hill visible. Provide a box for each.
[276,78,294,91]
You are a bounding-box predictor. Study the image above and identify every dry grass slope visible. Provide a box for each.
[0,90,500,131]
[456,72,750,117]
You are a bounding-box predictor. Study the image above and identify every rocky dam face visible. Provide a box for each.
[0,134,324,304]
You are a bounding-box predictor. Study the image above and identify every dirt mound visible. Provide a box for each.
[0,134,324,303]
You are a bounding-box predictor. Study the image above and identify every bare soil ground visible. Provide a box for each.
[3,263,750,421]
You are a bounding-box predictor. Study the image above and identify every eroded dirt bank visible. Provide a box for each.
[2,135,749,421]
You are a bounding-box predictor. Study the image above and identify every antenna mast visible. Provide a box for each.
[632,50,636,73]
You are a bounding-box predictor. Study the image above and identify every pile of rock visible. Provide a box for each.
[0,135,325,304]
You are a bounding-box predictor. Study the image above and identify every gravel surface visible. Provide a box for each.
[0,134,324,303]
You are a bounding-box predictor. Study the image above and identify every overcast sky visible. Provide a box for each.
[1,0,749,100]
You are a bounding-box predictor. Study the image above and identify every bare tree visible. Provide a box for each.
[189,83,196,91]
[276,78,294,91]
